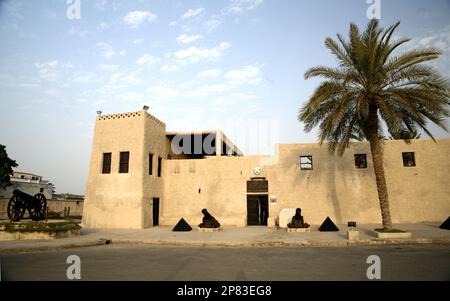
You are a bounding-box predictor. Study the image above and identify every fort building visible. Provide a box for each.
[82,108,450,229]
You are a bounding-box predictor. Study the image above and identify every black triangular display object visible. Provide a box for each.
[172,218,192,231]
[439,216,450,230]
[319,217,339,232]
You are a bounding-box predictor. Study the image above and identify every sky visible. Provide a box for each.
[0,0,449,194]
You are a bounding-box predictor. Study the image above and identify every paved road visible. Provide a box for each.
[1,244,449,281]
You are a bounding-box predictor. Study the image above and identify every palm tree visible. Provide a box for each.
[298,20,449,230]
[388,128,421,141]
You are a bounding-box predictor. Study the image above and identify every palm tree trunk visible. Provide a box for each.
[367,105,392,229]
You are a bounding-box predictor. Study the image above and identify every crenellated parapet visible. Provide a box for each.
[96,110,166,128]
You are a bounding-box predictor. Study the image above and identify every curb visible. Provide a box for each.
[0,238,111,254]
[1,238,449,254]
[110,238,450,248]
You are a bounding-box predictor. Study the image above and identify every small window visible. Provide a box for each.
[102,153,112,174]
[402,152,416,167]
[20,175,25,179]
[157,156,162,177]
[119,152,130,173]
[300,156,313,170]
[149,153,153,175]
[39,188,44,193]
[354,154,367,169]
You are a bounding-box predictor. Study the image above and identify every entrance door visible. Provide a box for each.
[153,198,159,226]
[247,195,268,226]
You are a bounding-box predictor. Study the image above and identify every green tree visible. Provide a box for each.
[0,144,18,189]
[298,20,449,229]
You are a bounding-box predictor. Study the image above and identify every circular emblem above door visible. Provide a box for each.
[252,167,262,176]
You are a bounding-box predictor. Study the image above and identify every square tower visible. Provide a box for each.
[82,109,167,228]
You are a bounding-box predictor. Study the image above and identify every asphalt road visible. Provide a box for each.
[1,244,449,281]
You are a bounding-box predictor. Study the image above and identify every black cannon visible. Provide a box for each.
[7,189,47,222]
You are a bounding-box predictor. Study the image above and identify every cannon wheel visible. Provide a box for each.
[29,193,47,221]
[7,195,26,222]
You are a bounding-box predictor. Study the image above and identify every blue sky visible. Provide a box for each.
[1,0,449,194]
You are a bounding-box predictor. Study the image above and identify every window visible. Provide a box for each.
[402,152,416,167]
[39,188,44,193]
[149,153,153,175]
[300,156,313,170]
[119,152,130,173]
[157,156,162,177]
[102,153,112,174]
[354,154,367,169]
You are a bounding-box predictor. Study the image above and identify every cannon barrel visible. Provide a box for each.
[12,189,34,201]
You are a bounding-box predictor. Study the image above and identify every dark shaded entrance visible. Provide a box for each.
[153,198,159,226]
[247,195,269,226]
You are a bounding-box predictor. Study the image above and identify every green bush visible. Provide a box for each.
[0,221,81,233]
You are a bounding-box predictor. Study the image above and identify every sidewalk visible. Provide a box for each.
[0,223,449,254]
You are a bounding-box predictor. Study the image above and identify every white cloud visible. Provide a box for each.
[196,69,222,79]
[209,93,261,109]
[44,9,58,20]
[137,54,160,66]
[416,29,450,51]
[169,21,177,27]
[225,65,262,85]
[174,42,231,65]
[94,0,108,10]
[176,33,203,44]
[34,60,73,81]
[148,84,180,100]
[231,92,261,100]
[160,65,180,73]
[406,25,450,72]
[97,42,116,59]
[96,42,126,59]
[92,99,106,107]
[225,0,263,15]
[204,19,223,33]
[188,84,231,98]
[121,91,144,103]
[97,22,111,31]
[72,72,95,83]
[68,27,93,37]
[109,68,144,86]
[181,8,205,20]
[124,10,157,28]
[211,96,239,107]
[98,64,119,72]
[133,38,144,45]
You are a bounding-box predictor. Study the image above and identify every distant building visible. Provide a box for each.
[52,193,84,201]
[0,171,54,199]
